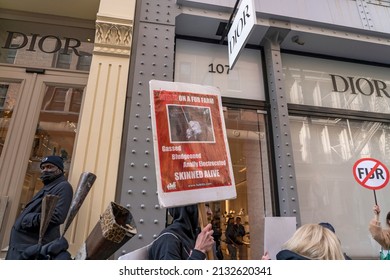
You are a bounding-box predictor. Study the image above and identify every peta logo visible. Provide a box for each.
[166,182,177,190]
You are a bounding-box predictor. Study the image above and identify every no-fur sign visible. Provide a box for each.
[353,158,389,190]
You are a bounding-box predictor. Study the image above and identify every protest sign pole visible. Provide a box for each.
[198,203,214,260]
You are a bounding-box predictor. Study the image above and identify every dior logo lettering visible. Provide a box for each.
[330,74,390,98]
[229,4,251,55]
[2,31,81,56]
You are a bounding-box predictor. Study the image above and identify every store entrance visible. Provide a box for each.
[0,65,88,253]
[207,107,272,260]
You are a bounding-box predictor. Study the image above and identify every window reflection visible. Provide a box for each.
[0,82,20,157]
[19,85,84,214]
[1,31,93,71]
[290,115,390,258]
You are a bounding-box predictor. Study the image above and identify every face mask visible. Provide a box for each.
[40,171,60,184]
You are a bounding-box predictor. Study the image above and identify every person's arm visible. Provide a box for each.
[369,205,390,249]
[49,181,73,225]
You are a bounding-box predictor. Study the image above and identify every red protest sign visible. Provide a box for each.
[149,80,236,207]
[353,158,389,190]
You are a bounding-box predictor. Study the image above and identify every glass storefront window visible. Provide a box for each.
[0,19,94,71]
[290,115,390,258]
[0,82,20,157]
[19,85,84,214]
[207,108,271,260]
[283,53,390,114]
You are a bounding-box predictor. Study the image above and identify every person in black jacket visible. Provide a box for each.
[225,217,238,259]
[148,204,215,260]
[6,156,73,260]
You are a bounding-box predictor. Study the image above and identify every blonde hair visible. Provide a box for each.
[282,223,345,260]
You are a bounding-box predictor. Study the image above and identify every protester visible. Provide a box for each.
[148,204,215,260]
[319,222,351,259]
[6,156,73,260]
[211,218,223,259]
[369,204,390,249]
[225,217,239,259]
[276,223,345,260]
[234,217,246,242]
[234,216,246,259]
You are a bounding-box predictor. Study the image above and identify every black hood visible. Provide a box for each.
[148,204,200,260]
[276,249,309,260]
[167,204,199,242]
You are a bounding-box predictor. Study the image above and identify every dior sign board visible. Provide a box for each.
[228,0,256,69]
[330,74,390,98]
[2,31,82,56]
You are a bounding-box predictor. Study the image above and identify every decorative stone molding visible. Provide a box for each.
[94,19,133,57]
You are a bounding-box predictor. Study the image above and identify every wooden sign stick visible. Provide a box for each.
[198,203,214,260]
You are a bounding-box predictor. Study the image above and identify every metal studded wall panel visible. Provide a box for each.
[262,30,300,225]
[116,0,180,256]
[365,0,390,33]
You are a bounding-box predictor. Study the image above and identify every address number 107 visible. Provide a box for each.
[208,63,230,74]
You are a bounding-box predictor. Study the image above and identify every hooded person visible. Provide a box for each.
[148,204,215,260]
[6,155,73,260]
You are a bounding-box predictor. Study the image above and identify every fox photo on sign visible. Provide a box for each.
[149,80,236,207]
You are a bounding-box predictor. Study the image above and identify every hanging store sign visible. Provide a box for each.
[228,0,256,69]
[149,80,236,207]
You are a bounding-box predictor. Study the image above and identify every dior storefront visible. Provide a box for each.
[169,37,390,259]
[0,16,94,255]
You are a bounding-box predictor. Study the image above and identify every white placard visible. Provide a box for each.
[264,216,297,260]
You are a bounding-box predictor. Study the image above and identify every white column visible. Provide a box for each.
[66,0,136,255]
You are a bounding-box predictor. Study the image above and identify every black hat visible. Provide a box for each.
[40,156,64,171]
[319,222,335,233]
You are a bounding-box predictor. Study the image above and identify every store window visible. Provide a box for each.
[208,107,271,260]
[174,39,270,259]
[283,53,390,114]
[76,52,92,71]
[19,85,84,214]
[284,53,390,258]
[54,50,72,69]
[290,115,390,258]
[0,82,20,157]
[0,19,94,71]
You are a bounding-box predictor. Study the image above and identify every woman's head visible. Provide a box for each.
[386,211,390,227]
[282,223,345,260]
